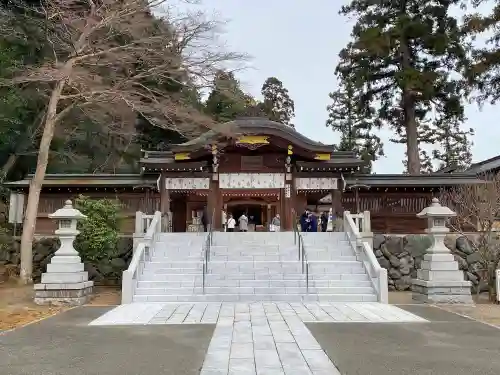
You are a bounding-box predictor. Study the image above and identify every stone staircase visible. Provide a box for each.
[132,231,378,302]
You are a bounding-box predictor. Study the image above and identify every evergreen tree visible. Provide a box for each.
[431,118,474,171]
[464,2,500,104]
[261,77,295,126]
[392,118,435,173]
[205,71,250,122]
[402,149,434,174]
[336,0,467,174]
[326,78,383,173]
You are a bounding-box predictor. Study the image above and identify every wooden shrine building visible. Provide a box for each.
[4,118,488,235]
[140,118,364,232]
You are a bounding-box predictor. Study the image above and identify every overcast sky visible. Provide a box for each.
[175,0,499,173]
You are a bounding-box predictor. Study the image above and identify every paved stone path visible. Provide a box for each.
[90,302,426,375]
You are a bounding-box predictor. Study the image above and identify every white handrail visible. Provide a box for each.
[496,269,500,303]
[344,211,388,303]
[122,210,162,303]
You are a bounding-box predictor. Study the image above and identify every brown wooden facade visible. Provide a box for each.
[141,118,364,232]
[5,118,488,235]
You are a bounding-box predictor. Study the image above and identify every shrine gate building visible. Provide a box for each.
[140,118,364,232]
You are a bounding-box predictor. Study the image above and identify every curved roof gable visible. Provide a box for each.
[170,117,334,153]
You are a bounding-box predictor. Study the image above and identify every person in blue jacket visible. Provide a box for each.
[300,209,309,232]
[308,213,318,232]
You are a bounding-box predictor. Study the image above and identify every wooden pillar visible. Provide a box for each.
[210,180,221,230]
[159,171,171,231]
[331,176,344,215]
[282,183,294,231]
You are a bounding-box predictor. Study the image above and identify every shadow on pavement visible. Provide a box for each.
[307,305,500,375]
[1,307,215,375]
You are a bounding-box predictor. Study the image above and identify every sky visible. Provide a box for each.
[174,0,499,174]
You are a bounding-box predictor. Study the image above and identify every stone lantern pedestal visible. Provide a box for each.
[412,198,473,304]
[34,200,93,305]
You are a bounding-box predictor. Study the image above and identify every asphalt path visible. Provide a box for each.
[0,306,215,375]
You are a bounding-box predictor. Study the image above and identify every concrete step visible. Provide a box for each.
[144,268,201,274]
[203,256,358,262]
[140,273,371,282]
[134,286,375,295]
[145,260,363,268]
[133,293,378,302]
[136,279,373,288]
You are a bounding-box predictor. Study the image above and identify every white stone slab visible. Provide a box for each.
[41,271,88,284]
[89,302,427,325]
[46,263,84,273]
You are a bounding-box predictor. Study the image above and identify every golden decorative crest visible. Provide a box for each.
[236,135,270,145]
[174,153,191,160]
[287,145,293,155]
[314,153,331,161]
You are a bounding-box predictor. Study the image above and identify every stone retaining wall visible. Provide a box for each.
[0,237,133,284]
[373,234,484,291]
[0,233,486,291]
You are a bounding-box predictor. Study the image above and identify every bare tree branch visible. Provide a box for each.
[440,173,500,301]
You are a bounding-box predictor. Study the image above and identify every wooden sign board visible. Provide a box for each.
[241,156,263,170]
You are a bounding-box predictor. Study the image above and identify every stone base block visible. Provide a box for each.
[34,281,93,306]
[412,279,473,304]
[41,271,89,284]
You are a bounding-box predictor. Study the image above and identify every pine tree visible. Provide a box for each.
[326,78,383,173]
[261,77,295,126]
[337,0,468,174]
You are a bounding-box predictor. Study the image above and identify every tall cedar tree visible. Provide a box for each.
[326,78,383,173]
[205,71,253,122]
[393,119,435,173]
[402,149,434,174]
[337,0,467,174]
[261,77,295,126]
[431,117,474,171]
[464,1,500,104]
[399,117,473,173]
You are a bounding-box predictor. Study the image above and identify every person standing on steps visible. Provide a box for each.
[300,209,309,232]
[221,209,227,232]
[308,212,318,232]
[320,211,328,232]
[201,206,208,232]
[238,212,248,232]
[227,214,236,232]
[270,213,281,232]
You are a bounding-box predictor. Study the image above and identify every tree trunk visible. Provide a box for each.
[18,79,68,284]
[0,154,18,180]
[404,94,420,175]
[399,0,420,175]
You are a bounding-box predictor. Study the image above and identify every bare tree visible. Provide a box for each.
[2,0,246,283]
[440,174,500,301]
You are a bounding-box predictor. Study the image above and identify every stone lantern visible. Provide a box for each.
[412,198,473,304]
[34,200,93,305]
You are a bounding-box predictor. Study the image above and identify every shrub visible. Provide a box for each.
[74,195,121,263]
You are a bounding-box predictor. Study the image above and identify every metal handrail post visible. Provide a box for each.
[202,262,205,294]
[306,263,309,294]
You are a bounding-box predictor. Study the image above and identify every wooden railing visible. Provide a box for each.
[122,211,162,304]
[342,194,430,214]
[344,210,388,303]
